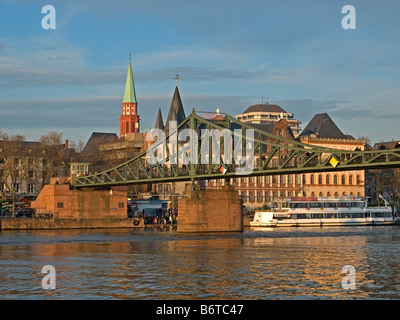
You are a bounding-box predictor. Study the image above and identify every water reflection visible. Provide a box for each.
[0,226,399,299]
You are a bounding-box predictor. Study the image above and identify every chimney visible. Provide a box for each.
[65,139,69,149]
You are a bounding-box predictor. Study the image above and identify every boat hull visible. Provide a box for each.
[250,218,396,227]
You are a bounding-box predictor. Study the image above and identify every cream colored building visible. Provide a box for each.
[299,113,365,198]
[235,103,301,137]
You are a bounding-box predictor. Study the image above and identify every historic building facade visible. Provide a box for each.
[235,103,301,137]
[298,113,365,198]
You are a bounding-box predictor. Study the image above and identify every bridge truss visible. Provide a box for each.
[74,111,400,188]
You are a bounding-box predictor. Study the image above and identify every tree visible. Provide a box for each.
[39,131,70,183]
[0,132,28,215]
[69,140,85,153]
[366,168,400,206]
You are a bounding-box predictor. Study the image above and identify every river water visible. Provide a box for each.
[0,226,399,300]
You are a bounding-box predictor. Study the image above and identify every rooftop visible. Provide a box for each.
[242,103,287,114]
[299,113,348,140]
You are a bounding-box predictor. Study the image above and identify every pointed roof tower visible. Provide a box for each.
[120,56,140,136]
[165,85,186,130]
[122,58,137,104]
[154,108,164,130]
[164,106,177,133]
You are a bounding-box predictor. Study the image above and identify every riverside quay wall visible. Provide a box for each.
[178,184,243,233]
[0,177,144,230]
[1,178,243,232]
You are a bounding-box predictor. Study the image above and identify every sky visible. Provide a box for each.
[0,0,399,146]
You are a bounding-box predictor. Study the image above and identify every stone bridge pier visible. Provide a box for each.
[177,184,243,233]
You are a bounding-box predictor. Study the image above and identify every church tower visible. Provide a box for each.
[120,57,140,138]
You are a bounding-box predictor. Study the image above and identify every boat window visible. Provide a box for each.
[325,213,336,218]
[352,202,364,208]
[324,202,337,208]
[310,202,322,208]
[384,212,392,218]
[340,212,351,218]
[311,213,323,219]
[292,214,308,219]
[297,203,309,208]
[352,212,365,218]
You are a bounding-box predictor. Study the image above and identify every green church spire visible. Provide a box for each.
[123,57,137,104]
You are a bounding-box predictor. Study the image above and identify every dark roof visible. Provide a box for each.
[299,113,347,139]
[242,103,287,114]
[154,108,164,130]
[373,140,400,150]
[82,132,119,154]
[164,86,186,132]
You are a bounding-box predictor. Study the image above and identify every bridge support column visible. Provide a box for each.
[177,184,243,233]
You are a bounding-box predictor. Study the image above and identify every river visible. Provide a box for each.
[0,226,399,300]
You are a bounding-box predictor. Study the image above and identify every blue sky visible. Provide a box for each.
[0,0,399,146]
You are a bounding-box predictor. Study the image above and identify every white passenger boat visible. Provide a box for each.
[250,196,399,227]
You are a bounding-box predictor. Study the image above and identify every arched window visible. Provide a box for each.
[310,175,315,184]
[327,192,331,197]
[334,175,338,185]
[349,175,353,185]
[356,175,361,185]
[341,175,346,185]
[334,192,339,198]
[318,175,323,185]
[319,192,323,197]
[326,175,330,185]
[342,192,347,196]
[311,192,315,197]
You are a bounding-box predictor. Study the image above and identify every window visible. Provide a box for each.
[334,175,338,185]
[326,175,330,185]
[28,184,34,193]
[319,192,323,197]
[257,191,262,202]
[57,202,64,208]
[318,175,323,185]
[249,192,255,202]
[341,175,346,185]
[310,175,315,184]
[118,202,125,208]
[349,175,353,185]
[356,175,361,185]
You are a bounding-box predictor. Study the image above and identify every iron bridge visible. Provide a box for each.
[74,111,400,188]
